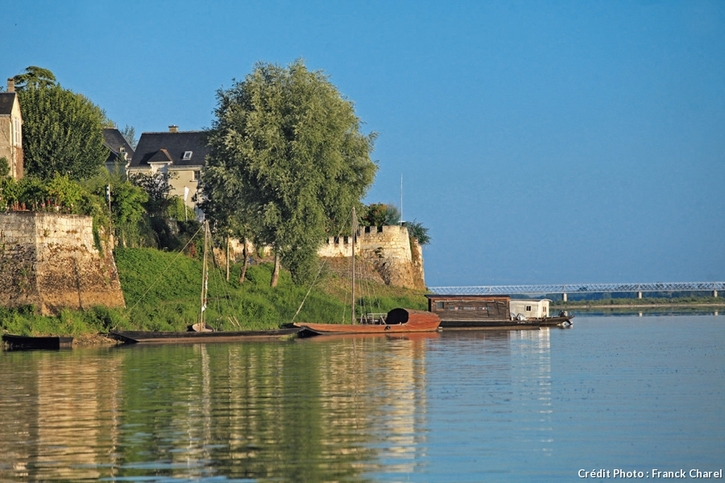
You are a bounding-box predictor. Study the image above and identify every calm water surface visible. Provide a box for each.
[0,315,723,482]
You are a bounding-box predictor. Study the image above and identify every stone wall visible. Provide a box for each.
[0,212,125,315]
[318,225,426,290]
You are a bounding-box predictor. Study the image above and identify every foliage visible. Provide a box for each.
[18,83,108,180]
[130,171,174,217]
[405,220,431,245]
[0,157,9,178]
[203,59,377,286]
[0,174,105,215]
[120,124,138,149]
[361,203,400,227]
[12,66,57,90]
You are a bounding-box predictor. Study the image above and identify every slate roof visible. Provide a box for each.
[129,131,209,169]
[0,92,18,116]
[103,128,135,164]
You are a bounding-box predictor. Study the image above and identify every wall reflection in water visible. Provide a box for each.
[0,334,436,482]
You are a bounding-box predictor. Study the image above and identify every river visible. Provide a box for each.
[0,314,723,482]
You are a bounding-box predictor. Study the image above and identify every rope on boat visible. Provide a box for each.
[290,258,327,324]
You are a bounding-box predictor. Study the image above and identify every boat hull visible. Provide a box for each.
[109,328,302,344]
[2,334,73,350]
[439,320,541,330]
[440,314,573,330]
[295,309,441,336]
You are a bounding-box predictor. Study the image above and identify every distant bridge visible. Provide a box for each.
[427,282,724,301]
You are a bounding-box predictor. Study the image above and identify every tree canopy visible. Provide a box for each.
[16,68,108,181]
[12,66,57,90]
[203,60,377,285]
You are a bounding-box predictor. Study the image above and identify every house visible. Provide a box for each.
[103,127,134,174]
[0,79,23,179]
[127,125,209,211]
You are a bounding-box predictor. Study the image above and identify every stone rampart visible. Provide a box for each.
[318,225,425,290]
[0,212,125,315]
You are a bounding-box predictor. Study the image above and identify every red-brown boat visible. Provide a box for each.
[295,308,441,336]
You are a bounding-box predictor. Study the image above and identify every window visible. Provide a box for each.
[13,118,21,146]
[183,151,193,160]
[192,170,200,181]
[436,302,444,309]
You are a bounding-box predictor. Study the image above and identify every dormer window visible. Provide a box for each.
[183,151,193,161]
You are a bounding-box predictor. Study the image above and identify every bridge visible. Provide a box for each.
[427,281,724,301]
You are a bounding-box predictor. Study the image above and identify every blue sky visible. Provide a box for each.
[4,0,724,286]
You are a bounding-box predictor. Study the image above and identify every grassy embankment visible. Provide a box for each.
[0,247,428,337]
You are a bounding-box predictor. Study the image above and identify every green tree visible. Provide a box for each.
[129,172,174,218]
[405,220,431,246]
[120,124,138,149]
[361,203,401,227]
[12,66,57,90]
[203,60,377,286]
[18,84,108,180]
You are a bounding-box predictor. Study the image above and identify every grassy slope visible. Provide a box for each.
[0,247,429,336]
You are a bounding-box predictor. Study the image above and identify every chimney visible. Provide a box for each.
[7,78,15,93]
[169,125,178,133]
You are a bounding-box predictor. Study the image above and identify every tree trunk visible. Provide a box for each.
[239,238,249,284]
[271,251,280,287]
[225,234,230,282]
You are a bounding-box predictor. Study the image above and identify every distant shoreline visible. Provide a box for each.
[554,302,725,310]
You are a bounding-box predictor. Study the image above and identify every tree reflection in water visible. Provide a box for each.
[0,334,435,482]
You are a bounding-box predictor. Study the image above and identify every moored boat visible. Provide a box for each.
[295,308,441,336]
[109,327,302,344]
[425,294,573,329]
[2,334,73,350]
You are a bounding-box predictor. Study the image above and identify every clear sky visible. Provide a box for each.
[4,0,724,286]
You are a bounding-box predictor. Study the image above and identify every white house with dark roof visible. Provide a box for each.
[127,125,209,211]
[0,79,23,179]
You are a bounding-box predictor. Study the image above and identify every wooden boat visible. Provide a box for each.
[109,327,302,344]
[2,334,73,350]
[295,308,441,336]
[425,294,573,329]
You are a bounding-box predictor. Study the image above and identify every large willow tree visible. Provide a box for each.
[203,60,377,286]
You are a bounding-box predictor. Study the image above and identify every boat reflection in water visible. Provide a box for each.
[0,332,447,481]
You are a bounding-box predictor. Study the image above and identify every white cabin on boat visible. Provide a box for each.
[509,299,550,318]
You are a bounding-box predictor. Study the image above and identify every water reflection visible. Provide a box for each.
[0,349,124,481]
[10,321,720,482]
[0,335,437,482]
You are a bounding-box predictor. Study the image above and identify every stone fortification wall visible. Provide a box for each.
[318,225,426,290]
[0,212,125,315]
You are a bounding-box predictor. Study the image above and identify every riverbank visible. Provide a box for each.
[0,247,429,337]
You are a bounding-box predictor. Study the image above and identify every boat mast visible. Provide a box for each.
[351,206,356,325]
[199,221,209,327]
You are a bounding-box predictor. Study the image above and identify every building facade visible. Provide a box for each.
[0,79,23,179]
[127,126,208,211]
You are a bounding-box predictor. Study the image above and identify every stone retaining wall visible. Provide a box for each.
[0,212,125,315]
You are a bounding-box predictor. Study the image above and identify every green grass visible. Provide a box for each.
[1,247,429,335]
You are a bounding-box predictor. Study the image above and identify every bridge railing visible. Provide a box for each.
[427,282,725,296]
